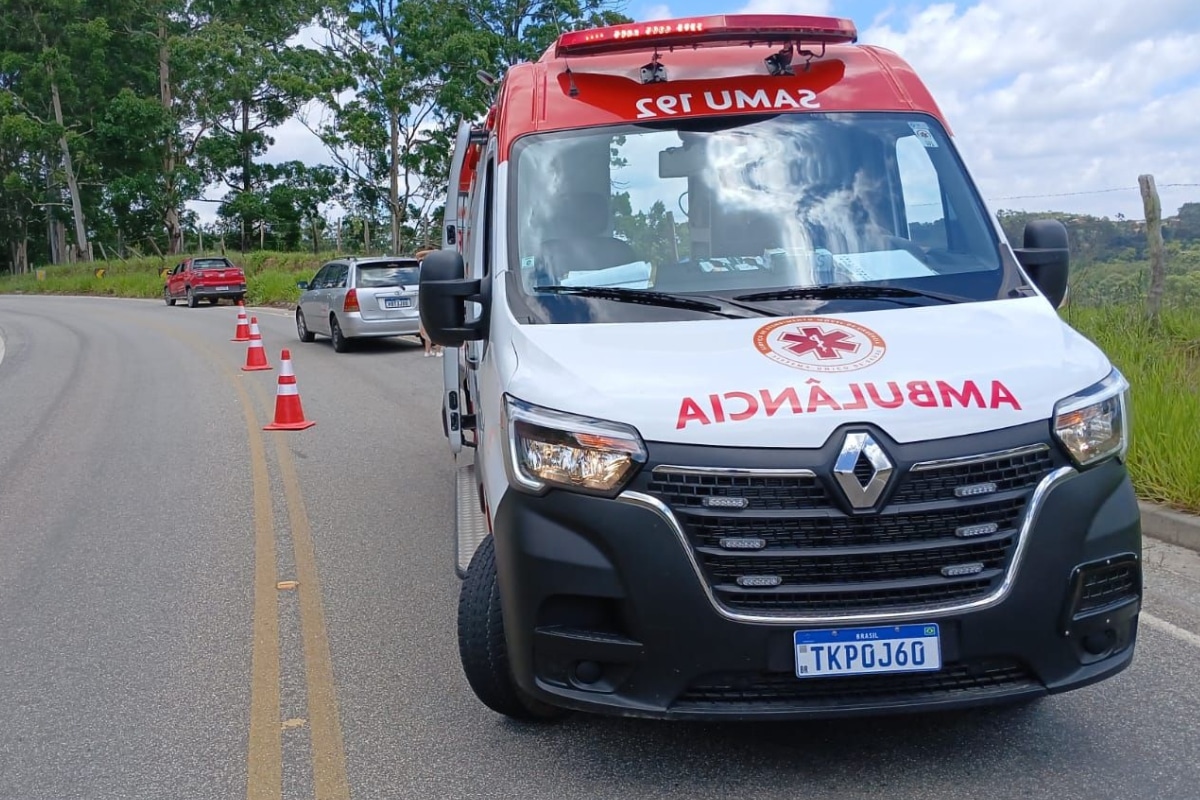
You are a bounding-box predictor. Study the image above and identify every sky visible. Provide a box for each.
[188,0,1200,227]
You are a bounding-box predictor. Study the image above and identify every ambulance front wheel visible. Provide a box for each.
[457,534,567,722]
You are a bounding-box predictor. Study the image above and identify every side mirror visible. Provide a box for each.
[418,250,486,347]
[1013,219,1070,309]
[296,280,309,290]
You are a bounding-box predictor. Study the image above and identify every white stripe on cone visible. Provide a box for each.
[276,384,299,396]
[280,359,295,378]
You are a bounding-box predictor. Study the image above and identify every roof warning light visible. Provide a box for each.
[554,14,858,58]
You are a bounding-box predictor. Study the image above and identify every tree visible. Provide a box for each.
[457,0,632,70]
[185,0,328,251]
[1,0,125,263]
[306,0,492,255]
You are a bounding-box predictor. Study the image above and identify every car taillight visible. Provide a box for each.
[344,289,359,312]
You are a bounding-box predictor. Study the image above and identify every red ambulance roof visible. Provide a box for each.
[490,14,949,161]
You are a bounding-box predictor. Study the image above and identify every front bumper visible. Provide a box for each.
[490,423,1142,721]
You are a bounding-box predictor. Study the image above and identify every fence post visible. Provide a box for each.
[1138,173,1166,320]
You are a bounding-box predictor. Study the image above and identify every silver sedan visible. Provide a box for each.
[294,256,422,353]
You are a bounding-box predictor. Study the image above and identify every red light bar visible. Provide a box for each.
[554,14,858,58]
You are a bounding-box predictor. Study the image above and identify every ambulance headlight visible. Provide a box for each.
[503,395,647,496]
[1052,369,1131,467]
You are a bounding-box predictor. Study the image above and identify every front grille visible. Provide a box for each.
[673,659,1040,710]
[646,469,828,510]
[690,497,1026,550]
[894,447,1055,504]
[644,443,1058,616]
[1078,562,1139,613]
[705,539,1011,586]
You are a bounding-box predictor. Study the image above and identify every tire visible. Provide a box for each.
[329,316,350,353]
[457,535,567,722]
[296,310,315,343]
[164,287,175,307]
[186,287,197,308]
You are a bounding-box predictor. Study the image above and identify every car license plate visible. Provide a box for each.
[383,297,411,309]
[794,623,941,678]
[215,285,228,291]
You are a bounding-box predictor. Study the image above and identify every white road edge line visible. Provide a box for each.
[0,332,6,368]
[1143,612,1200,649]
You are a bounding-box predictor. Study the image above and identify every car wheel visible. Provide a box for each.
[296,310,315,343]
[186,288,197,308]
[329,316,350,352]
[164,287,175,307]
[458,535,567,722]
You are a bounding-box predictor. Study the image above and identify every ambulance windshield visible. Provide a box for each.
[506,112,1028,324]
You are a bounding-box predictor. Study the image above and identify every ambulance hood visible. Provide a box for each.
[503,297,1113,449]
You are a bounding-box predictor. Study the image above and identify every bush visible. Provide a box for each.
[1065,305,1200,513]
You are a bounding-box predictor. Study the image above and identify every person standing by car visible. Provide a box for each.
[414,248,444,358]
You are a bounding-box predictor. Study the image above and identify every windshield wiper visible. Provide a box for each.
[734,284,973,305]
[533,285,769,318]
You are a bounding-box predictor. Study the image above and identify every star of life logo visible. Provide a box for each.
[754,316,887,373]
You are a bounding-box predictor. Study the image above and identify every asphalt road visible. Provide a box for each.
[1,294,1199,800]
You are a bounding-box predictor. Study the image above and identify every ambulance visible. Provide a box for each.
[419,13,1142,721]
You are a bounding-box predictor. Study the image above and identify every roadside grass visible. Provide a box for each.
[3,254,1196,513]
[1065,304,1200,514]
[246,269,307,306]
[0,251,326,306]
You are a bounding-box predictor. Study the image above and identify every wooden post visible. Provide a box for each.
[1139,174,1166,320]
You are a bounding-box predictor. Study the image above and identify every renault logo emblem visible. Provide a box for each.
[833,432,894,509]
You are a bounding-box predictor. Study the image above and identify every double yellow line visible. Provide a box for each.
[142,317,350,800]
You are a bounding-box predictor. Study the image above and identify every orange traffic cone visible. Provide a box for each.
[264,350,315,431]
[241,317,272,371]
[231,301,250,342]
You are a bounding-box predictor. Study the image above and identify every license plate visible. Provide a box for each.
[383,297,411,309]
[794,623,941,678]
[215,285,228,291]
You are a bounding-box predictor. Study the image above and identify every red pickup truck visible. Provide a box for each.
[163,256,247,307]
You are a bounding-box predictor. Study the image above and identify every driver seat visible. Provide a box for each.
[537,191,638,283]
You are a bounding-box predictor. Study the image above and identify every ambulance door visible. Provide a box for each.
[459,138,495,443]
[440,120,473,454]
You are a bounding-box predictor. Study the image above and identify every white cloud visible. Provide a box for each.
[860,0,1200,219]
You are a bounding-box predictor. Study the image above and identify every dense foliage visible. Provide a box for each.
[0,0,631,272]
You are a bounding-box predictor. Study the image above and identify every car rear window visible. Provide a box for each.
[357,263,420,287]
[193,259,235,270]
